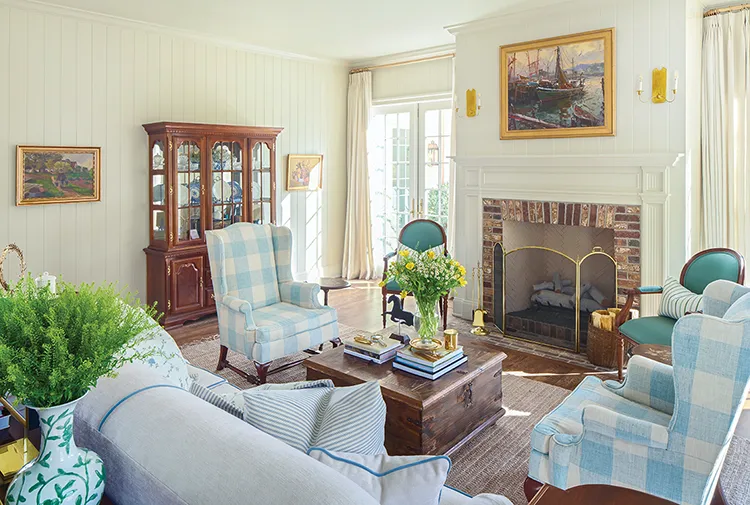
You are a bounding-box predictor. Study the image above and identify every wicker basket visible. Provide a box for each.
[586,309,631,368]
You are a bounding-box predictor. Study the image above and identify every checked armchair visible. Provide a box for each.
[205,223,339,384]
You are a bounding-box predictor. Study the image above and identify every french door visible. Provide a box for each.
[369,100,452,262]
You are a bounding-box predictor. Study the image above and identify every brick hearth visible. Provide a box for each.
[482,199,642,322]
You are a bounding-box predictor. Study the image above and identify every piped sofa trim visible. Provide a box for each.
[98,384,187,431]
[307,447,452,476]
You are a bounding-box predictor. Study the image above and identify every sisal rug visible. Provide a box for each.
[180,327,750,505]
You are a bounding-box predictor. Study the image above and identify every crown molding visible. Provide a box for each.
[0,0,348,66]
[445,0,594,35]
[349,44,456,70]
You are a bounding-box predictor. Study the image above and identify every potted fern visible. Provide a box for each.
[0,277,158,505]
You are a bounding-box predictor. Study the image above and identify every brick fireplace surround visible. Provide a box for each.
[482,198,642,322]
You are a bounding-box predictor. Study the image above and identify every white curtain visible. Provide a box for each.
[447,57,458,257]
[342,71,376,279]
[701,9,750,261]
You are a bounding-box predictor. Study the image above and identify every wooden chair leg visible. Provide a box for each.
[382,292,388,328]
[617,337,625,381]
[217,345,229,371]
[253,361,271,385]
[524,477,544,502]
[442,296,448,330]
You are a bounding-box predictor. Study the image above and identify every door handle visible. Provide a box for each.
[419,199,424,217]
[410,198,416,218]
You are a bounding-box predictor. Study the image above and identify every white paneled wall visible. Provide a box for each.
[451,0,693,276]
[0,3,348,298]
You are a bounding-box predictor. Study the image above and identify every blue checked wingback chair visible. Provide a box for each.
[205,223,339,384]
[527,280,750,505]
[614,248,744,380]
[381,219,448,330]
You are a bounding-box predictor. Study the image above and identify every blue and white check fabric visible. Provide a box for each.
[528,280,750,505]
[206,223,339,365]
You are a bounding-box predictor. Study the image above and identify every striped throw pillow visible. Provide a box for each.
[658,276,703,319]
[243,381,386,455]
[189,381,243,419]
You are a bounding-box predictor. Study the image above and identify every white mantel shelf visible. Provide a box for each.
[450,153,684,168]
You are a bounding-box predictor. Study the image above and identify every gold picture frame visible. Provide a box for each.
[16,146,101,205]
[500,28,615,140]
[286,154,323,191]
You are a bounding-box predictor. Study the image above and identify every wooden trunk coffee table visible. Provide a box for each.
[304,333,507,456]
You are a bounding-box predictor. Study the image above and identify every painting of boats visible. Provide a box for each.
[500,28,614,139]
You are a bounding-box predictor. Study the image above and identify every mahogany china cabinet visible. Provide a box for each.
[143,122,282,328]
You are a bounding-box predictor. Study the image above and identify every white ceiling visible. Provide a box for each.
[36,0,545,62]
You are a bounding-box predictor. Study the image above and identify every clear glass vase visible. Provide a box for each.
[413,298,440,350]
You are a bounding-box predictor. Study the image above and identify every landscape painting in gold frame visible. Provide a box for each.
[500,28,615,140]
[16,146,101,205]
[286,154,323,191]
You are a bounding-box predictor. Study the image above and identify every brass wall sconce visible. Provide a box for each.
[454,89,482,118]
[637,68,678,104]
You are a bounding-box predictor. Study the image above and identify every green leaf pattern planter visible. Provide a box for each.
[6,397,104,505]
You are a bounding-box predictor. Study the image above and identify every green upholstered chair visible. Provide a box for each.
[614,247,745,379]
[381,219,449,330]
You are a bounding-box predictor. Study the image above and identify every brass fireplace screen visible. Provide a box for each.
[492,244,618,353]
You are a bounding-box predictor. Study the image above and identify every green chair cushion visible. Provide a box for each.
[683,251,742,294]
[399,220,445,252]
[384,279,401,292]
[619,316,676,346]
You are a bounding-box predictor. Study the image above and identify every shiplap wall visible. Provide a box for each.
[0,2,348,299]
[372,57,454,103]
[452,0,693,275]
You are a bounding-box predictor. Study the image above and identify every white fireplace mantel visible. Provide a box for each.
[450,152,684,320]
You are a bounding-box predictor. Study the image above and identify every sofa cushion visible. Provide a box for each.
[530,376,672,455]
[308,448,450,505]
[658,276,703,319]
[254,302,337,342]
[124,324,192,389]
[618,315,676,346]
[189,381,242,419]
[243,381,386,454]
[723,292,750,321]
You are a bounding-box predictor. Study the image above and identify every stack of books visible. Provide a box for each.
[343,335,404,364]
[393,345,467,380]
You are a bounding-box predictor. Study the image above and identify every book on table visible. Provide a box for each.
[343,335,404,363]
[396,345,464,369]
[393,356,468,380]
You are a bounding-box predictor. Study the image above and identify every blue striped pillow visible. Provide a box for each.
[242,381,386,454]
[658,276,703,319]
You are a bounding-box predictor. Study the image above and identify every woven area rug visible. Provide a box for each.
[180,326,750,505]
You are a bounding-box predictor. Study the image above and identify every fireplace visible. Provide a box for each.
[483,199,641,351]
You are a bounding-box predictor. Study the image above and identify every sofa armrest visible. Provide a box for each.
[279,281,323,309]
[702,280,750,317]
[615,286,663,327]
[219,294,256,330]
[582,405,669,449]
[603,355,675,414]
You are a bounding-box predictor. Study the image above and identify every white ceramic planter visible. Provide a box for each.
[6,396,104,505]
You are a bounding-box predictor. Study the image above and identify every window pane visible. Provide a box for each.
[152,174,165,205]
[425,110,439,137]
[152,142,164,171]
[441,109,452,136]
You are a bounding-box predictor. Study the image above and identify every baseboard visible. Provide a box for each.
[452,297,475,320]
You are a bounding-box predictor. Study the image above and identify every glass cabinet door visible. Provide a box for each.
[251,142,273,224]
[211,141,244,229]
[174,139,203,243]
[150,139,167,243]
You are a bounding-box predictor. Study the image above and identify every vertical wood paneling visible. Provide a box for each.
[0,4,348,297]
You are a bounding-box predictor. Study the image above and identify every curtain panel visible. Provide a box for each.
[342,71,376,279]
[701,10,750,262]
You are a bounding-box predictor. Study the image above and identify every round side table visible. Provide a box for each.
[318,277,351,306]
[631,344,672,365]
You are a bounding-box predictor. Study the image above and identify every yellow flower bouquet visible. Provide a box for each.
[380,249,467,349]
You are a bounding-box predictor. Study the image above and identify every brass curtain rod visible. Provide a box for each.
[350,52,455,74]
[704,3,750,17]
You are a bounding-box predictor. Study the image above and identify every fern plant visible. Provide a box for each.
[0,277,159,408]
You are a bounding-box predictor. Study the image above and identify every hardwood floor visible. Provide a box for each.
[170,280,615,391]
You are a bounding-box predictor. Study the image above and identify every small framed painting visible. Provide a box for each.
[16,146,101,205]
[500,28,615,140]
[287,154,323,191]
